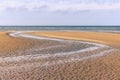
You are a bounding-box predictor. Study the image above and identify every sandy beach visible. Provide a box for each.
[30,31,120,48]
[0,31,120,80]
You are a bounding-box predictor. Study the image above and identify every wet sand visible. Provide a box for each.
[0,31,120,80]
[30,31,120,48]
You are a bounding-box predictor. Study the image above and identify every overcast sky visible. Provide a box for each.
[0,0,120,25]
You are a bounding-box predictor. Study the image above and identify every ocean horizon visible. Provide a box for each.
[0,26,120,33]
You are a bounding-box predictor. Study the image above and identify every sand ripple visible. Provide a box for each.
[0,32,114,65]
[0,31,118,80]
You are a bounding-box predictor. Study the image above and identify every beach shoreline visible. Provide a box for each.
[0,31,120,80]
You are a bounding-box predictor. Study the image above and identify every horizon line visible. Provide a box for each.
[0,25,120,27]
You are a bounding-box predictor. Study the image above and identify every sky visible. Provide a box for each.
[0,0,120,25]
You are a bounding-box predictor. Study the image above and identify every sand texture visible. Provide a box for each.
[0,31,120,80]
[30,31,120,48]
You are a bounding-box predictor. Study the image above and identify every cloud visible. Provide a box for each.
[0,0,120,12]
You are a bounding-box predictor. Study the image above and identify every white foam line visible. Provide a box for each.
[53,46,100,56]
[36,49,115,67]
[69,49,115,62]
[0,31,113,64]
[0,46,100,63]
[9,31,108,48]
[1,49,115,70]
[9,32,22,37]
[9,31,64,41]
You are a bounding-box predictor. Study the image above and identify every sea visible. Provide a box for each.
[0,26,120,33]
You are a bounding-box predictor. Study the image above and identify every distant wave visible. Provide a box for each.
[0,26,120,33]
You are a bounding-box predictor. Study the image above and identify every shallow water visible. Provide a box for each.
[0,26,120,33]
